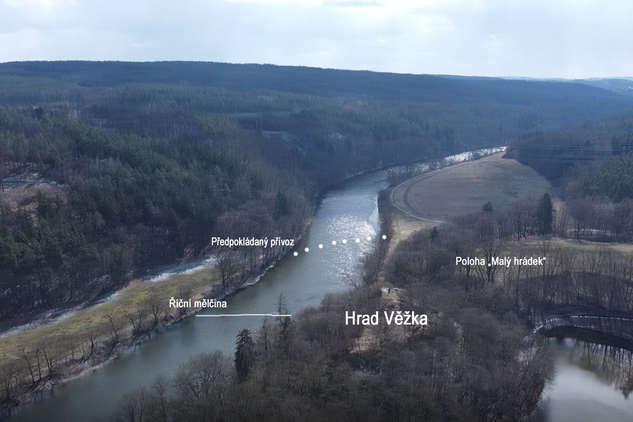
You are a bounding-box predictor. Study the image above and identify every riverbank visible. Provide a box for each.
[531,337,633,422]
[2,147,498,343]
[0,165,320,413]
[384,153,633,422]
[6,150,396,422]
[542,326,633,350]
[2,147,507,420]
[0,265,210,413]
[0,250,296,416]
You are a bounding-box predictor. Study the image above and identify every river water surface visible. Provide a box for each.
[10,148,625,422]
[9,152,398,422]
[531,338,633,422]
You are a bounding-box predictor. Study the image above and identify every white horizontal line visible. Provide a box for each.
[196,314,292,317]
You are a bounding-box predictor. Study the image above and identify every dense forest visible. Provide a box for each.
[506,113,633,184]
[105,189,633,422]
[108,200,561,422]
[1,61,632,325]
[507,112,633,241]
[0,110,309,322]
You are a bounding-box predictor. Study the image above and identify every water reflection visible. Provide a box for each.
[564,339,633,397]
[6,148,503,422]
[532,338,633,422]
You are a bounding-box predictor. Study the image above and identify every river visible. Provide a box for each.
[531,338,633,422]
[8,149,403,422]
[11,147,622,422]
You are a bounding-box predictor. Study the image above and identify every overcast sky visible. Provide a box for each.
[1,0,632,79]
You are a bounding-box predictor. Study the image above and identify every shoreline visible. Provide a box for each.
[1,205,313,418]
[2,146,503,338]
[1,146,504,418]
[0,254,287,418]
[2,147,482,338]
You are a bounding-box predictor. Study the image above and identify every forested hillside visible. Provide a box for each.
[507,112,633,200]
[506,113,633,182]
[1,61,631,324]
[506,113,633,241]
[0,109,311,322]
[109,206,555,422]
[577,78,633,97]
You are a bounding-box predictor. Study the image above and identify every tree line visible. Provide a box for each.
[507,112,633,242]
[3,60,617,325]
[0,107,309,323]
[392,196,633,322]
[106,194,558,422]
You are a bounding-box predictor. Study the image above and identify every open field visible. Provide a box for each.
[0,183,64,214]
[519,237,633,255]
[391,153,557,222]
[389,153,559,246]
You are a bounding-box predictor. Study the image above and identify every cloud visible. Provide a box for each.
[324,0,381,7]
[0,0,631,78]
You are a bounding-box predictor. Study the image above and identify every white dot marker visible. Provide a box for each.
[293,252,298,257]
[304,247,310,252]
[382,235,387,240]
[366,236,372,241]
[342,239,347,244]
[356,238,360,243]
[332,241,337,245]
[318,244,323,249]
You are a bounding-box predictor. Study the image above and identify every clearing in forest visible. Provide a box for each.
[392,153,557,222]
[390,153,558,244]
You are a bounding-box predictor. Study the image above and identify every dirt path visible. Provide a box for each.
[391,153,556,221]
[389,153,558,247]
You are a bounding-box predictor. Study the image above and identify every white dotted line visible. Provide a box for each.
[293,235,388,256]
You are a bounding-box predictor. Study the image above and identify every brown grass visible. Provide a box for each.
[0,184,64,214]
[519,237,633,255]
[0,267,219,363]
[389,153,560,247]
[391,153,557,222]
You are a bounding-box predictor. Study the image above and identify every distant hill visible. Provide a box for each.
[507,110,633,201]
[1,60,633,345]
[576,78,633,96]
[0,61,631,124]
